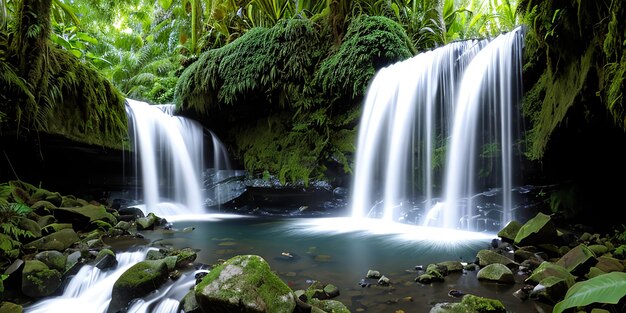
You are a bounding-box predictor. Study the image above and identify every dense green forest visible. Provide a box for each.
[1,0,625,221]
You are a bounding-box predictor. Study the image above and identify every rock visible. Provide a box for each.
[588,244,609,256]
[514,212,559,246]
[529,276,569,304]
[195,255,296,313]
[180,290,201,313]
[525,262,575,288]
[36,215,57,228]
[21,260,62,298]
[53,204,117,230]
[34,250,66,272]
[594,256,625,273]
[109,259,169,312]
[24,228,79,251]
[497,220,522,243]
[308,298,350,313]
[323,284,340,298]
[437,260,464,272]
[95,249,117,270]
[0,301,23,313]
[377,275,390,286]
[136,212,160,230]
[366,270,381,278]
[17,217,42,238]
[41,223,73,236]
[555,244,597,275]
[429,294,506,313]
[476,263,515,284]
[171,247,197,268]
[476,249,518,268]
[31,200,58,213]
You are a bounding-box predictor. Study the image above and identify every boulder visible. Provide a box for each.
[476,263,515,284]
[0,301,23,313]
[34,250,66,272]
[526,262,575,288]
[429,294,506,313]
[555,244,597,275]
[24,228,79,251]
[108,259,169,312]
[95,249,117,270]
[437,260,464,272]
[53,204,117,230]
[497,220,522,243]
[195,254,296,313]
[476,249,518,268]
[514,212,559,246]
[529,276,569,304]
[21,260,62,298]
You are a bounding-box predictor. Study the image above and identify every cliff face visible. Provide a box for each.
[519,0,626,224]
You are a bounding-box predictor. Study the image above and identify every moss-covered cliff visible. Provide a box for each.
[0,0,127,149]
[175,16,415,185]
[520,0,626,224]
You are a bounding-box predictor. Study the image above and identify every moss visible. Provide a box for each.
[460,294,506,313]
[315,15,415,100]
[43,47,127,149]
[195,255,294,312]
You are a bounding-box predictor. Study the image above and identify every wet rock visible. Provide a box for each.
[366,270,381,278]
[437,260,464,272]
[429,294,506,313]
[497,220,522,243]
[34,250,66,272]
[555,244,597,276]
[21,260,62,298]
[194,255,295,313]
[476,263,515,284]
[525,262,575,288]
[24,228,79,251]
[529,276,569,304]
[180,290,201,313]
[514,212,559,247]
[476,249,518,268]
[95,249,117,270]
[594,256,625,273]
[377,275,390,286]
[0,301,23,313]
[109,259,169,313]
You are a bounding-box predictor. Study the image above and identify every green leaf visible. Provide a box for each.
[553,272,626,313]
[76,32,98,44]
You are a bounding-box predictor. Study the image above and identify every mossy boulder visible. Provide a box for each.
[195,254,296,313]
[34,250,66,272]
[21,260,62,298]
[308,298,350,313]
[476,263,515,284]
[24,228,79,251]
[497,220,522,243]
[437,260,465,273]
[109,259,169,312]
[430,294,506,313]
[514,212,559,246]
[17,217,42,238]
[555,244,597,275]
[0,302,23,313]
[53,204,117,230]
[476,249,518,268]
[529,276,570,304]
[136,212,160,230]
[31,200,58,213]
[94,248,117,270]
[525,262,575,288]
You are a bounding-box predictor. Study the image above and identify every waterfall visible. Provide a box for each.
[24,250,148,313]
[24,249,200,313]
[350,27,524,231]
[126,99,206,216]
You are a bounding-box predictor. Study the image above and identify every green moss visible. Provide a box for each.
[460,294,506,313]
[195,255,294,311]
[315,15,415,100]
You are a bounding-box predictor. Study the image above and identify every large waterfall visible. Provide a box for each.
[350,27,524,231]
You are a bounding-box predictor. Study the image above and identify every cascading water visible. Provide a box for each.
[24,248,202,313]
[125,99,236,216]
[350,27,524,231]
[126,99,206,217]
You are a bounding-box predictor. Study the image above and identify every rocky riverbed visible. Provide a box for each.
[1,180,625,313]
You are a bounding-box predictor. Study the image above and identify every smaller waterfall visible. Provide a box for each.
[24,250,147,313]
[24,249,201,313]
[126,99,206,216]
